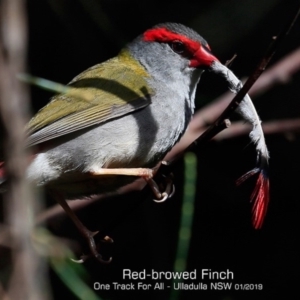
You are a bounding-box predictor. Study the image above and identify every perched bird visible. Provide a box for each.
[0,23,269,261]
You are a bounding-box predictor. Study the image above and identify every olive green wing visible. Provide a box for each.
[27,50,152,147]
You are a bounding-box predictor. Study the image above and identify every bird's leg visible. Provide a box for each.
[90,167,165,199]
[89,166,174,201]
[53,192,113,264]
[52,167,175,262]
[89,167,154,178]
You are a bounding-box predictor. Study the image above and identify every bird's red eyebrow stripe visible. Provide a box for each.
[143,27,201,53]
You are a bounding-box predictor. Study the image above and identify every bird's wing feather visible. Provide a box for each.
[26,50,152,147]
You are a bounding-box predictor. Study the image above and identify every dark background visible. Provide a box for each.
[7,0,300,299]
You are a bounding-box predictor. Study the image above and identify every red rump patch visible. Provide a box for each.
[143,27,217,67]
[237,168,270,229]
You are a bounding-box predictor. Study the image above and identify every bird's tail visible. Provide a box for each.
[236,159,269,229]
[210,61,269,229]
[235,89,269,229]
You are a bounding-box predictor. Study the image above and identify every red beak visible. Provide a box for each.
[190,46,219,68]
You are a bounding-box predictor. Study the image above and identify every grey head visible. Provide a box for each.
[126,22,218,84]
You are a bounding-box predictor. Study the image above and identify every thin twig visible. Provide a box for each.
[166,119,231,163]
[215,118,300,140]
[225,54,237,67]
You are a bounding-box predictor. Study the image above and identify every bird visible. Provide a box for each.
[0,23,269,261]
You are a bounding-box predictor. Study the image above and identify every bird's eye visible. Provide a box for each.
[170,41,185,54]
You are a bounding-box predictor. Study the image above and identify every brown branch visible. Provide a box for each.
[214,119,300,141]
[249,47,300,96]
[0,1,48,300]
[165,119,231,163]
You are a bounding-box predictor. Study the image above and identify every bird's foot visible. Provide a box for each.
[145,168,175,203]
[88,166,175,201]
[53,192,113,263]
[71,234,114,264]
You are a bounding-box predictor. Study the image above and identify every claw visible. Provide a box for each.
[168,183,175,198]
[70,255,89,264]
[70,235,114,264]
[146,178,164,199]
[164,175,175,197]
[153,192,169,203]
[149,173,175,203]
[71,253,112,264]
[102,235,114,243]
[95,254,113,264]
[85,233,113,263]
[74,228,114,263]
